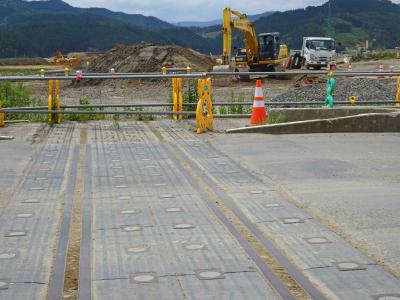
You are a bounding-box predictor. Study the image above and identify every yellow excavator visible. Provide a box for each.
[215,8,289,79]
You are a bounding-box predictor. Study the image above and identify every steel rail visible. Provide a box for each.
[0,71,399,81]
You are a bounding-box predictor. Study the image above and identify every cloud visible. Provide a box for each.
[62,0,400,22]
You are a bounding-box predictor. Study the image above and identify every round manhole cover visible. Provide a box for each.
[284,218,302,224]
[7,232,25,237]
[120,210,139,215]
[127,245,150,253]
[199,271,222,279]
[17,214,33,218]
[133,275,155,283]
[265,203,280,208]
[123,226,141,232]
[185,244,205,250]
[337,262,360,269]
[0,253,16,259]
[307,237,329,244]
[174,224,194,229]
[166,208,182,213]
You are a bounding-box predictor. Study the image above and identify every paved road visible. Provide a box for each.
[210,132,400,278]
[1,121,400,300]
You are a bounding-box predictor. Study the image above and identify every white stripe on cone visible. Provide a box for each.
[253,101,265,108]
[255,87,263,98]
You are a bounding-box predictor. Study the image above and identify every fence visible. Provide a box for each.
[1,69,400,132]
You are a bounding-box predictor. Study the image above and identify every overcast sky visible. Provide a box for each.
[62,0,400,22]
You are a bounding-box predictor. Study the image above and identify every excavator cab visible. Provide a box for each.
[258,33,281,61]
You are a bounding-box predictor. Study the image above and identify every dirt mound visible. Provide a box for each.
[88,43,214,73]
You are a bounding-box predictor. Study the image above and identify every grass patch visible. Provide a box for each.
[218,92,252,115]
[64,98,105,122]
[268,113,286,124]
[351,50,397,62]
[0,81,47,121]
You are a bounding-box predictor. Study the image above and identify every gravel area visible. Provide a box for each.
[273,77,397,103]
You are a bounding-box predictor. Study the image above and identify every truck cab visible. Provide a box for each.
[301,37,336,69]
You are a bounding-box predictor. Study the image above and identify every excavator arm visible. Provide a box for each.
[222,8,259,65]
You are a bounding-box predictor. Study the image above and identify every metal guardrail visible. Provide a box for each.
[0,71,400,81]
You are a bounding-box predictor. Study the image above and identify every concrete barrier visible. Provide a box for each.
[227,112,400,134]
[268,107,398,123]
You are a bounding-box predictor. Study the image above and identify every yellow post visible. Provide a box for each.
[172,77,183,121]
[196,78,213,134]
[396,76,400,108]
[349,96,356,106]
[48,80,53,122]
[55,80,61,124]
[186,66,191,74]
[0,99,4,127]
[64,67,70,76]
[40,69,45,77]
[162,67,167,75]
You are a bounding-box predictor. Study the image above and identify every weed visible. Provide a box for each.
[0,81,47,121]
[268,113,286,124]
[64,98,105,122]
[182,80,198,116]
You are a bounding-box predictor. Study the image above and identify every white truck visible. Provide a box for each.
[301,37,336,70]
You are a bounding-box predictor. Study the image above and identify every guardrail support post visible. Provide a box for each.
[55,80,61,124]
[172,77,183,120]
[396,76,400,108]
[196,78,213,134]
[48,80,53,122]
[0,99,4,127]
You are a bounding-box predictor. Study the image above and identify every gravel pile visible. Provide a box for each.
[272,77,397,103]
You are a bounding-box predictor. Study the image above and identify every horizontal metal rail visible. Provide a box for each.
[2,101,397,112]
[0,109,197,116]
[0,71,399,81]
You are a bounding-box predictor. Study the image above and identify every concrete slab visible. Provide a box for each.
[160,120,400,296]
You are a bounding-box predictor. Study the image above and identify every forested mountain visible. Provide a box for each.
[0,0,399,58]
[0,0,218,57]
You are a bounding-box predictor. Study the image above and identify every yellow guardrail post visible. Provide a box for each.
[196,78,213,134]
[162,67,167,75]
[48,80,53,122]
[55,80,61,124]
[349,96,356,106]
[172,77,183,121]
[40,69,45,77]
[64,67,70,77]
[396,76,400,108]
[0,99,4,127]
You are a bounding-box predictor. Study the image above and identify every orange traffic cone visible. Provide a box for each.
[332,64,337,70]
[348,63,353,72]
[250,80,267,126]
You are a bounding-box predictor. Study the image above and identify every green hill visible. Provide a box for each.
[0,0,218,57]
[0,0,399,58]
[253,0,400,49]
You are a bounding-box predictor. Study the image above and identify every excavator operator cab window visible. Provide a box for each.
[259,34,280,61]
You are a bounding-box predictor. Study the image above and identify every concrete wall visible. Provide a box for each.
[268,107,398,123]
[227,112,400,134]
